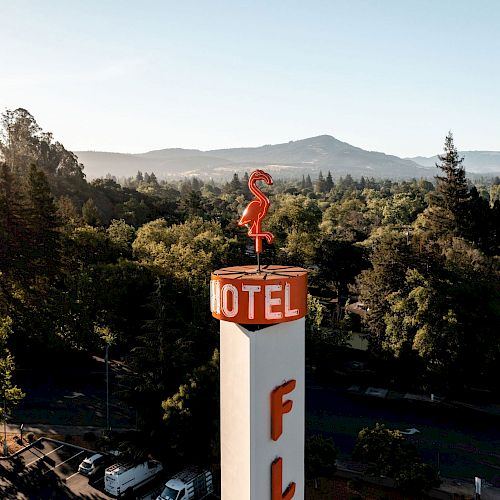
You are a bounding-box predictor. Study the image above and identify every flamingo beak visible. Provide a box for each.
[264,172,273,185]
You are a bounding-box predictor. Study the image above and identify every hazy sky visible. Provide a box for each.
[1,0,499,157]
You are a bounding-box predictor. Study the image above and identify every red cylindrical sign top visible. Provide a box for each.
[210,265,307,324]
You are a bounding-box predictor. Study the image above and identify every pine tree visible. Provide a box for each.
[433,132,469,230]
[191,177,201,192]
[300,175,306,189]
[242,172,251,199]
[56,195,81,226]
[325,171,334,191]
[149,172,159,186]
[229,173,241,193]
[315,171,326,193]
[305,174,313,189]
[27,165,61,275]
[0,163,28,276]
[422,132,472,241]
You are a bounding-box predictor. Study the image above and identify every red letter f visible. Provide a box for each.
[271,379,296,441]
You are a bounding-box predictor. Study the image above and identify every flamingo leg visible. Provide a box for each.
[248,221,274,253]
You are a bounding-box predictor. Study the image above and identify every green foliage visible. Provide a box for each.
[434,132,469,217]
[353,423,440,495]
[1,107,500,470]
[162,349,220,465]
[305,434,337,480]
[106,219,135,256]
[0,108,84,179]
[82,198,102,226]
[133,217,235,290]
[0,317,25,419]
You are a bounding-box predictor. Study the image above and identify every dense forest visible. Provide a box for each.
[1,108,500,470]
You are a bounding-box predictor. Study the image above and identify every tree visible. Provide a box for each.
[0,108,42,175]
[426,132,470,238]
[305,174,313,189]
[353,423,440,495]
[315,171,326,193]
[383,269,462,379]
[0,317,25,451]
[179,190,204,219]
[161,349,220,465]
[132,217,235,291]
[26,165,61,275]
[316,237,368,301]
[359,232,417,353]
[56,195,81,227]
[82,198,102,226]
[107,219,135,256]
[0,162,29,277]
[325,171,334,192]
[126,278,194,433]
[305,435,337,488]
[361,227,500,390]
[435,133,468,214]
[191,177,201,192]
[229,173,241,193]
[0,108,84,178]
[267,194,322,249]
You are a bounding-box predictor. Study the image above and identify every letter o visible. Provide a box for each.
[222,284,238,318]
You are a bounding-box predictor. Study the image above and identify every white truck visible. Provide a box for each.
[156,467,213,500]
[105,460,163,497]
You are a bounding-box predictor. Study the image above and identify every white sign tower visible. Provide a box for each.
[210,169,308,500]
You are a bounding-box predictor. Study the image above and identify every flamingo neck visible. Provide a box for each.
[249,179,269,206]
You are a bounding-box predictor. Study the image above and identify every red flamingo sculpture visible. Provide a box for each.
[238,170,274,263]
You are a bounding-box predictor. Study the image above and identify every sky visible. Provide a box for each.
[1,0,499,157]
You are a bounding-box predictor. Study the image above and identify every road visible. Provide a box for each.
[306,385,500,485]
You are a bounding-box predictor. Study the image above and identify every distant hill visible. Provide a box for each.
[76,135,432,180]
[410,151,500,176]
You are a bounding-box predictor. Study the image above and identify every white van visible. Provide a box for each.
[78,453,108,476]
[157,467,213,500]
[105,460,163,497]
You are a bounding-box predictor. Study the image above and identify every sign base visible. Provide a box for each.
[220,319,305,500]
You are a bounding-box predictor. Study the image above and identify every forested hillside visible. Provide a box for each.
[1,108,499,467]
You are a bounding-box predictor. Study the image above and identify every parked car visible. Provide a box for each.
[78,453,109,477]
[157,466,213,500]
[105,460,163,497]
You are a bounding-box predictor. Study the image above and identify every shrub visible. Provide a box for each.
[83,432,97,442]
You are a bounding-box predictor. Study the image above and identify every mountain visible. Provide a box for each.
[410,151,500,175]
[76,135,432,180]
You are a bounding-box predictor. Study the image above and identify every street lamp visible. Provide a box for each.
[95,325,115,433]
[3,395,7,456]
[105,343,110,432]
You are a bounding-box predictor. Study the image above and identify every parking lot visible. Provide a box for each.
[0,438,114,499]
[0,438,220,499]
